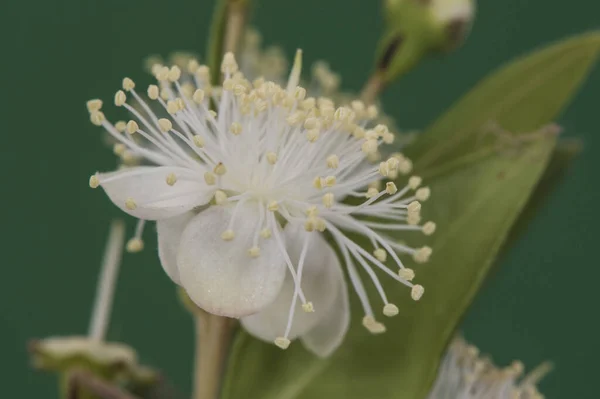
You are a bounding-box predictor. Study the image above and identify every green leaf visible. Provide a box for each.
[407,31,600,173]
[220,32,599,399]
[500,138,582,257]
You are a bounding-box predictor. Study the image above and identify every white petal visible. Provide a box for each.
[177,203,286,318]
[241,224,345,346]
[301,271,349,357]
[157,211,195,285]
[98,166,211,220]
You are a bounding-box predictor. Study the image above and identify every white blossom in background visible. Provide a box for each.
[86,49,435,357]
[427,337,549,399]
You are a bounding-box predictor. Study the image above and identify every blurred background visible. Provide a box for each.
[0,0,598,397]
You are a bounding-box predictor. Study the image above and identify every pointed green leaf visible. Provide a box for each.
[407,31,600,172]
[220,32,599,399]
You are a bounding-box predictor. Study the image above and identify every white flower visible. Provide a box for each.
[427,337,550,399]
[87,51,434,357]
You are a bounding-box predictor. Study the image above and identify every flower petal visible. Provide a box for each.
[177,203,286,318]
[157,211,195,285]
[241,223,345,347]
[98,166,211,220]
[300,270,349,357]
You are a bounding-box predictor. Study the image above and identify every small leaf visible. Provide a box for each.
[220,33,599,399]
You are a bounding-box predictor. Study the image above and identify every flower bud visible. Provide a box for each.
[374,0,475,83]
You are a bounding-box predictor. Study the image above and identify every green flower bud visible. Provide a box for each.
[375,0,475,83]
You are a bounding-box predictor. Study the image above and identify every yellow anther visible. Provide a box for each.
[408,176,422,190]
[411,285,425,301]
[114,90,126,106]
[266,152,278,165]
[416,187,431,201]
[383,132,395,144]
[322,193,335,208]
[89,175,100,188]
[86,99,103,113]
[181,82,195,99]
[125,198,137,210]
[407,201,421,214]
[366,187,379,198]
[221,52,239,74]
[155,66,169,81]
[386,157,400,172]
[196,65,210,81]
[192,89,205,104]
[366,105,378,119]
[315,217,326,232]
[208,110,217,119]
[407,213,421,225]
[193,135,205,148]
[304,219,315,232]
[213,163,227,176]
[274,337,290,350]
[260,228,272,239]
[374,248,387,262]
[158,118,172,132]
[160,88,170,101]
[286,110,305,126]
[221,229,235,241]
[399,158,413,174]
[423,221,436,235]
[166,173,177,186]
[398,268,415,281]
[267,201,279,212]
[248,246,261,258]
[187,59,199,74]
[233,84,246,97]
[230,122,242,135]
[301,97,316,110]
[306,129,320,142]
[324,176,336,187]
[147,85,159,100]
[113,121,126,133]
[90,111,105,126]
[113,143,126,155]
[383,303,399,317]
[305,205,319,217]
[334,106,352,122]
[313,176,323,189]
[122,77,135,91]
[204,172,216,185]
[294,86,307,100]
[126,120,139,135]
[414,246,432,263]
[365,130,379,141]
[326,154,340,169]
[386,182,398,195]
[223,78,235,91]
[351,100,365,114]
[126,238,144,253]
[167,100,179,114]
[168,66,181,82]
[361,139,378,154]
[175,97,185,111]
[214,190,228,205]
[353,126,366,139]
[302,302,314,312]
[362,316,386,334]
[378,162,389,177]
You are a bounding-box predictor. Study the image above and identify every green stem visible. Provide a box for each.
[193,313,235,399]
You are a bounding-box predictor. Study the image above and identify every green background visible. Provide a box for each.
[1,0,598,397]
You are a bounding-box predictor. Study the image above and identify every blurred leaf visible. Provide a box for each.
[501,138,582,256]
[220,33,600,399]
[407,31,600,173]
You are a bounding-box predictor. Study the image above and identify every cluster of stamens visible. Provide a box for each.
[87,51,436,348]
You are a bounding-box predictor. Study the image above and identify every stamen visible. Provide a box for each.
[126,219,146,253]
